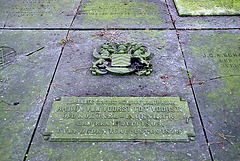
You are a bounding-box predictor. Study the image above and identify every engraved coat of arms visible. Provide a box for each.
[91,43,152,76]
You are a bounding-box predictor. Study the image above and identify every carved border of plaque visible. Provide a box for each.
[44,97,195,142]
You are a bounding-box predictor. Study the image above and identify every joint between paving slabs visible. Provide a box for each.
[2,27,239,31]
[165,0,215,160]
[23,39,69,161]
[66,0,83,38]
[20,0,238,160]
[23,2,83,160]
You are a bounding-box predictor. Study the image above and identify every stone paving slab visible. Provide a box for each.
[179,30,240,160]
[0,30,66,160]
[72,0,173,29]
[174,0,240,16]
[1,1,239,160]
[167,0,240,29]
[27,30,211,160]
[0,0,80,28]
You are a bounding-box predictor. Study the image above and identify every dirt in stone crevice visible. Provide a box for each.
[164,0,215,160]
[23,1,84,161]
[186,75,240,86]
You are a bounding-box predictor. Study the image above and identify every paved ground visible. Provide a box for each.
[0,0,239,161]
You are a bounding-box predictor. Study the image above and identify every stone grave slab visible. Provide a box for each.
[174,0,240,16]
[27,31,211,160]
[167,0,240,29]
[72,0,173,29]
[179,30,240,160]
[0,0,80,28]
[0,30,66,160]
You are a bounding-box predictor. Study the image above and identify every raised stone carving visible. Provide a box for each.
[90,43,152,76]
[43,97,195,142]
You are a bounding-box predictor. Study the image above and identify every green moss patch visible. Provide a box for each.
[0,0,79,27]
[183,30,240,161]
[189,31,240,110]
[174,0,240,16]
[0,30,65,160]
[79,0,165,26]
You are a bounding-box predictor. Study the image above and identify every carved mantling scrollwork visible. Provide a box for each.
[91,42,152,76]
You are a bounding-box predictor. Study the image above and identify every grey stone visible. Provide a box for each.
[1,1,239,160]
[179,30,240,161]
[72,0,173,29]
[0,30,66,160]
[173,0,240,16]
[167,0,240,29]
[27,30,210,161]
[0,0,80,28]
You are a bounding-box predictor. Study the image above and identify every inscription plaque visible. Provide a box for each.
[44,97,195,142]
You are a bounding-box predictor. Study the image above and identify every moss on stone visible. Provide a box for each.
[1,0,77,27]
[81,0,163,26]
[189,31,240,111]
[0,30,64,160]
[174,0,240,16]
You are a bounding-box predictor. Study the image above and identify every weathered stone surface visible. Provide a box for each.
[0,30,66,160]
[44,97,195,142]
[73,0,173,29]
[27,31,210,160]
[174,0,240,16]
[1,0,239,160]
[179,30,240,160]
[0,0,80,28]
[37,30,190,98]
[167,0,240,29]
